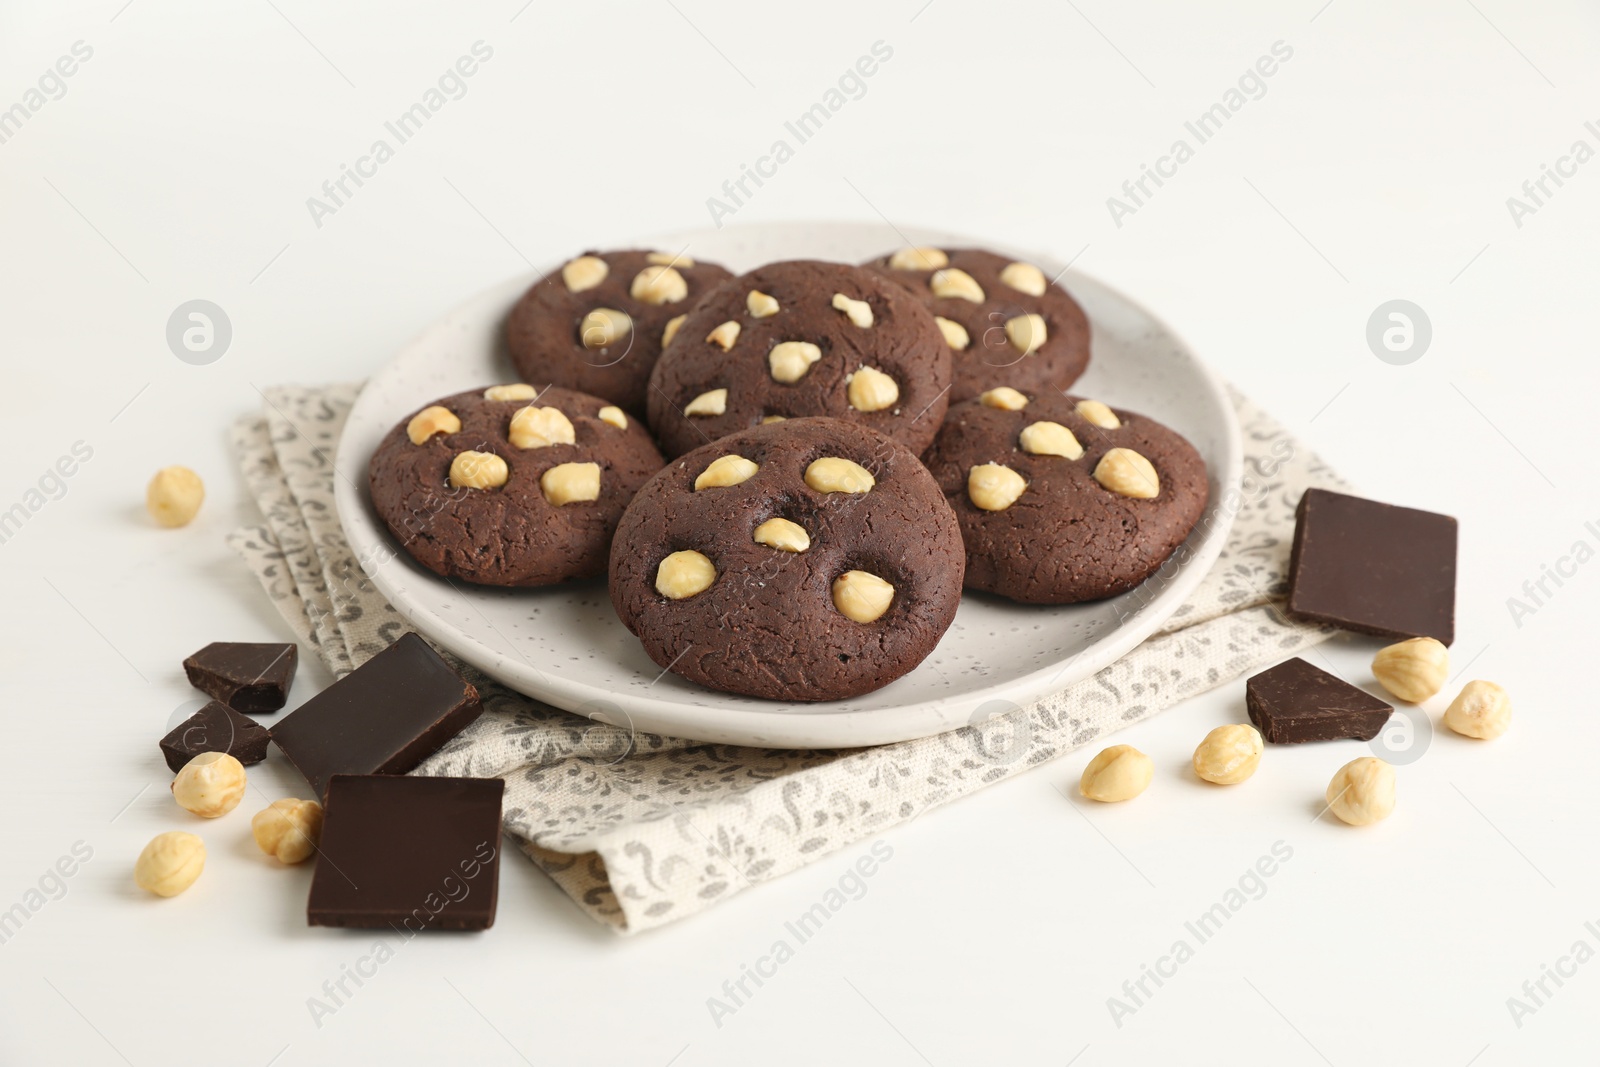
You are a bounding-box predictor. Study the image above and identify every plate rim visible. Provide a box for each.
[332,220,1243,747]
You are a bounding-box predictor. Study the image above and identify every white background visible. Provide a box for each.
[3,0,1599,1063]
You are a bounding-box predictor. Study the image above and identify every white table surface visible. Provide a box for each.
[3,1,1598,1063]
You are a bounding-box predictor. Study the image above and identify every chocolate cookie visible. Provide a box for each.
[369,384,664,586]
[645,260,952,460]
[922,390,1207,604]
[505,249,733,417]
[864,246,1090,403]
[609,417,964,701]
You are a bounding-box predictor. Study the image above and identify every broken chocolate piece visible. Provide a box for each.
[269,633,481,800]
[1285,488,1457,645]
[159,700,272,773]
[1246,657,1393,744]
[308,774,503,931]
[183,641,299,713]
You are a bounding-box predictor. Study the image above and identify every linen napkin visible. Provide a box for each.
[228,384,1347,934]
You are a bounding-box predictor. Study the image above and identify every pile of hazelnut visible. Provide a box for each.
[133,753,324,897]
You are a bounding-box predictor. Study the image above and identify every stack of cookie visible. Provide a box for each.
[367,245,1207,701]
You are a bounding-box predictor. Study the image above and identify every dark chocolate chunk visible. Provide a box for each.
[1285,488,1457,645]
[1246,657,1393,744]
[269,633,481,800]
[183,641,299,713]
[308,775,503,931]
[159,701,272,773]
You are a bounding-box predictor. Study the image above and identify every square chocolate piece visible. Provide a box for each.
[183,641,299,713]
[159,701,272,773]
[308,775,503,931]
[1247,657,1393,744]
[270,633,481,800]
[1286,488,1457,644]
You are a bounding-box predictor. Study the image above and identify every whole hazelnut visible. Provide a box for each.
[1371,637,1449,703]
[1444,680,1512,740]
[1192,724,1264,785]
[134,831,205,897]
[146,466,205,527]
[252,798,325,864]
[1078,745,1154,803]
[1324,757,1396,826]
[171,751,246,818]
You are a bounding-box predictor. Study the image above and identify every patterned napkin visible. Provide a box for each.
[228,384,1347,934]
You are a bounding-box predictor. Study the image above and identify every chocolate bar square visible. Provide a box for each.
[308,775,503,931]
[1286,488,1457,645]
[270,633,481,799]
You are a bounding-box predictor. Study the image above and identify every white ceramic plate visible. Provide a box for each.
[334,221,1241,748]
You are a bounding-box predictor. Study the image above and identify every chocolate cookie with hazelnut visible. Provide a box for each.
[609,417,964,701]
[922,390,1208,604]
[368,384,663,586]
[645,260,952,460]
[505,249,733,417]
[864,246,1091,403]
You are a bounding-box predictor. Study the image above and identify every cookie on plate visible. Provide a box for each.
[609,417,964,701]
[505,249,733,417]
[922,390,1207,604]
[369,384,664,586]
[864,246,1090,403]
[645,260,952,460]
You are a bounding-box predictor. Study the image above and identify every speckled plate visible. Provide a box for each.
[334,221,1241,748]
